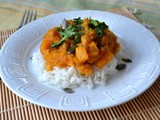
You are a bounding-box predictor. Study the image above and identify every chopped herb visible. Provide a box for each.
[51,17,107,48]
[67,31,81,54]
[59,24,76,38]
[51,17,84,48]
[98,22,108,29]
[88,23,95,29]
[75,31,82,36]
[73,17,82,25]
[51,24,76,48]
[88,19,108,37]
[96,27,103,37]
[68,45,77,54]
[74,36,81,44]
[57,27,63,32]
[63,88,74,93]
[76,25,83,31]
[116,63,126,70]
[74,24,82,44]
[122,58,132,63]
[91,20,99,26]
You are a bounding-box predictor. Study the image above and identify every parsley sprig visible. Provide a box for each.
[73,17,82,25]
[51,24,76,48]
[51,18,108,49]
[51,18,83,49]
[88,19,108,37]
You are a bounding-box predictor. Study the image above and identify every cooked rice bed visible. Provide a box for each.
[32,51,118,89]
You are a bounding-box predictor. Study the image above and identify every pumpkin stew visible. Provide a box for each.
[40,18,121,76]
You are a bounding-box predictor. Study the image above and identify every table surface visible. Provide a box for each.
[0,1,160,120]
[0,0,160,38]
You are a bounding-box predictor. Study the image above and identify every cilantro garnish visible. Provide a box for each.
[51,18,108,49]
[51,18,83,49]
[73,17,82,25]
[88,19,108,37]
[51,24,76,48]
[76,25,83,31]
[91,20,99,26]
[59,24,76,38]
[67,45,77,54]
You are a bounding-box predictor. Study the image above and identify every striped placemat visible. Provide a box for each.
[0,7,160,120]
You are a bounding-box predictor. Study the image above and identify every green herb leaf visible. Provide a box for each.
[96,27,103,37]
[91,20,99,26]
[51,24,76,48]
[75,31,82,36]
[51,37,66,48]
[88,23,95,29]
[57,27,63,32]
[88,19,108,37]
[76,25,83,31]
[68,45,77,54]
[98,22,108,29]
[73,17,82,25]
[64,24,76,37]
[74,36,81,44]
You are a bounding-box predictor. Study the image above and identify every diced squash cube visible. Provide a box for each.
[93,49,114,69]
[77,63,93,75]
[88,42,99,63]
[40,28,61,55]
[73,56,80,65]
[75,46,88,64]
[81,35,91,48]
[67,54,75,68]
[89,42,99,52]
[112,42,121,55]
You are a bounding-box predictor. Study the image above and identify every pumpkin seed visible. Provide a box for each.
[116,63,126,70]
[61,19,67,29]
[122,58,132,63]
[63,88,74,93]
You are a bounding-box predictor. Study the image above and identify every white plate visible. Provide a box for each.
[0,10,160,111]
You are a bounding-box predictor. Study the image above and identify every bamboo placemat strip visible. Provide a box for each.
[1,99,159,120]
[0,7,160,120]
[109,7,140,23]
[0,28,16,48]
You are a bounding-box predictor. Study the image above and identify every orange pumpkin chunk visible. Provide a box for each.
[75,45,88,64]
[77,63,93,75]
[94,49,114,69]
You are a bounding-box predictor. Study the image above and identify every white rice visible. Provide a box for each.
[32,50,120,89]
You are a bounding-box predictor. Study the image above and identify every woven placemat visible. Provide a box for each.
[0,7,160,120]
